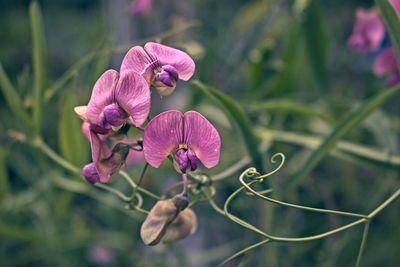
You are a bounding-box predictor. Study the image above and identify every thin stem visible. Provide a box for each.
[218,239,271,267]
[257,129,400,167]
[211,156,251,181]
[367,189,400,218]
[130,163,149,202]
[95,184,130,202]
[355,222,370,267]
[120,171,160,200]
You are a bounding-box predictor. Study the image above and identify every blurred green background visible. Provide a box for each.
[0,0,399,266]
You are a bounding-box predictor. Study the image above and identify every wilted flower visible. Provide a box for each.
[140,195,197,245]
[75,69,150,183]
[348,8,385,52]
[143,110,220,173]
[121,42,195,96]
[129,0,152,17]
[373,46,400,86]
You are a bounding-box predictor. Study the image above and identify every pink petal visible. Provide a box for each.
[144,42,195,81]
[120,46,154,84]
[183,111,220,168]
[86,70,119,125]
[129,0,153,17]
[389,0,400,17]
[347,8,385,52]
[115,70,151,127]
[373,47,398,76]
[143,110,183,168]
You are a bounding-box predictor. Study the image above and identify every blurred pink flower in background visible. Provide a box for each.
[389,0,400,17]
[88,244,115,266]
[129,0,153,17]
[373,46,400,86]
[347,8,385,52]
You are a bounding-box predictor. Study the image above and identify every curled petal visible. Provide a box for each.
[115,71,151,127]
[87,70,119,125]
[120,46,154,84]
[144,42,195,81]
[143,110,183,168]
[184,111,221,169]
[82,163,100,184]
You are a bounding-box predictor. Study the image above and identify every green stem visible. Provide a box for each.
[130,163,149,202]
[355,222,370,267]
[120,171,160,200]
[218,239,271,267]
[257,129,400,167]
[367,189,400,218]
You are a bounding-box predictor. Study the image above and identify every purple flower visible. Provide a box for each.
[75,69,150,183]
[143,110,220,173]
[373,46,400,86]
[88,244,115,266]
[348,8,385,52]
[129,0,152,17]
[121,42,195,96]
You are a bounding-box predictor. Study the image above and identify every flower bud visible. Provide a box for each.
[82,163,100,184]
[152,65,179,96]
[162,208,197,243]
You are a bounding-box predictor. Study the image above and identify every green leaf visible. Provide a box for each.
[29,0,47,134]
[0,147,10,203]
[0,62,31,129]
[192,80,264,172]
[58,88,89,167]
[249,99,335,124]
[376,0,400,64]
[288,84,400,191]
[301,0,329,89]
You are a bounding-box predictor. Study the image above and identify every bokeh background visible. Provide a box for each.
[0,0,399,266]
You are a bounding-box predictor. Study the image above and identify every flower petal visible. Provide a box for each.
[162,208,197,243]
[144,42,195,81]
[143,110,183,168]
[86,70,119,125]
[373,47,398,76]
[390,0,400,17]
[183,111,220,169]
[115,70,151,127]
[120,46,154,84]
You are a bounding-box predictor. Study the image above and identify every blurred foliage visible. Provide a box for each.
[0,0,399,266]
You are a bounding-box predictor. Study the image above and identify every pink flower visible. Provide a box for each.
[143,110,220,173]
[348,8,385,52]
[75,70,150,183]
[373,46,400,86]
[121,43,195,96]
[129,0,152,17]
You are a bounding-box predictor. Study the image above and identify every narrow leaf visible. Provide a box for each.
[59,88,90,167]
[0,148,10,202]
[288,84,400,191]
[192,80,264,171]
[0,63,31,129]
[29,0,47,134]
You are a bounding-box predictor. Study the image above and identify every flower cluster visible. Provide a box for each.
[75,42,220,245]
[348,1,400,86]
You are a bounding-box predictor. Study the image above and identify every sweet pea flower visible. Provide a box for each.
[348,8,385,52]
[143,110,220,173]
[75,69,150,183]
[373,46,400,86]
[129,0,152,17]
[121,42,195,96]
